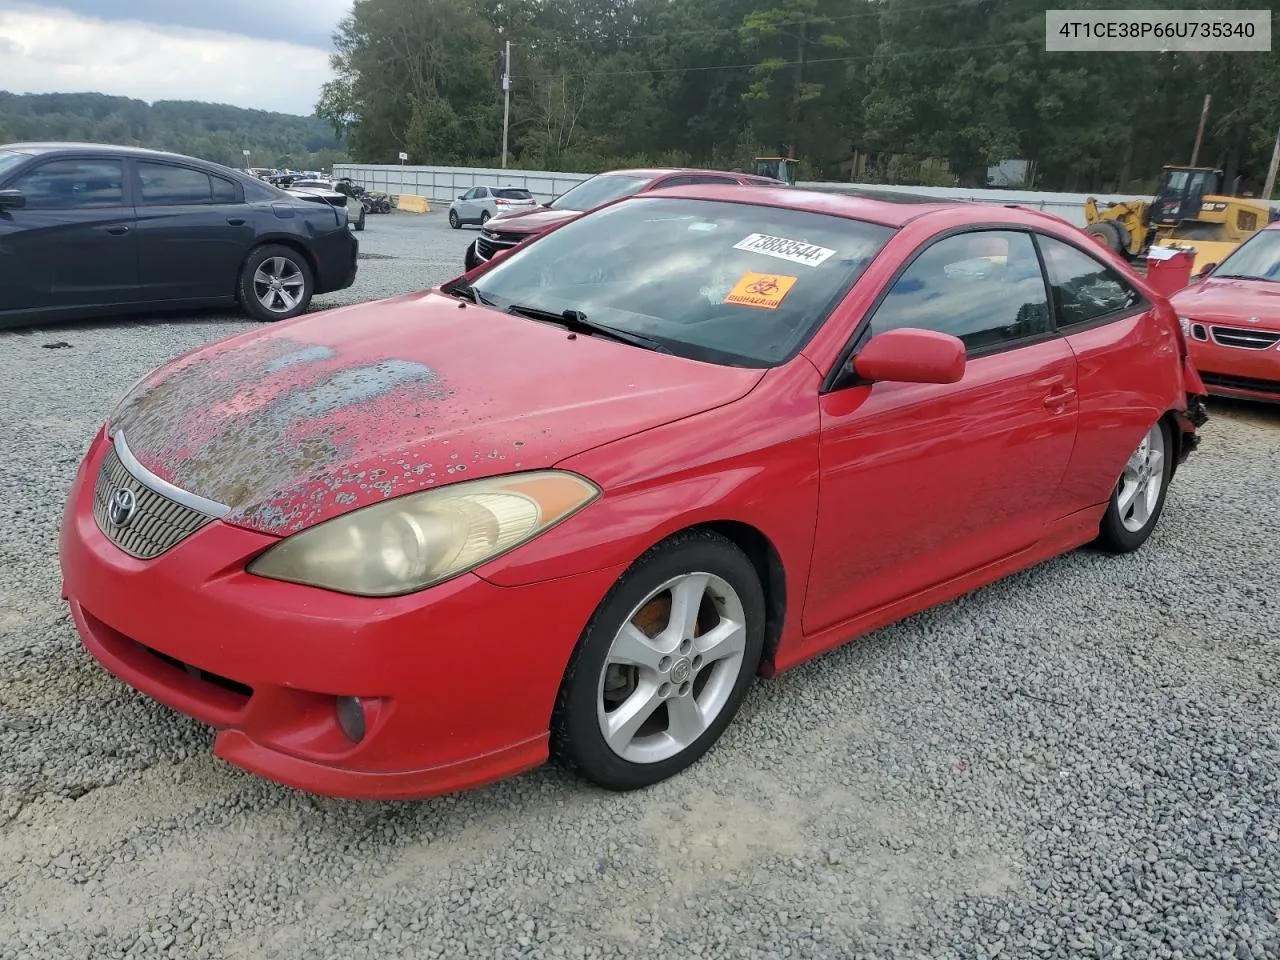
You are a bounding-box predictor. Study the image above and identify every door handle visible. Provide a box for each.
[1043,388,1077,409]
[226,217,246,226]
[105,225,130,235]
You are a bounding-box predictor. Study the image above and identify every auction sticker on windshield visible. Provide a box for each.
[733,233,836,267]
[724,272,798,309]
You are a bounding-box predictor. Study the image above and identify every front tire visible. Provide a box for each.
[353,209,366,232]
[237,244,314,323]
[463,241,480,272]
[1093,418,1172,554]
[448,209,461,229]
[551,529,766,792]
[1085,221,1123,254]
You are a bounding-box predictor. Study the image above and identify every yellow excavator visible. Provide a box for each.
[1084,165,1277,273]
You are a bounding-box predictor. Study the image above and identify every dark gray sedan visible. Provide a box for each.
[0,142,359,329]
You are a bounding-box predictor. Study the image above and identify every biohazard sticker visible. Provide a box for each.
[732,232,836,267]
[723,272,798,310]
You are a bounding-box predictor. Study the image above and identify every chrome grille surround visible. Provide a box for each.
[92,432,229,560]
[1209,325,1280,350]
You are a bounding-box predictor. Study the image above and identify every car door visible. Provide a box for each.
[132,160,255,302]
[0,156,137,313]
[455,187,479,220]
[803,228,1081,636]
[1033,232,1171,517]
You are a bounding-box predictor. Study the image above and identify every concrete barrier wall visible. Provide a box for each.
[332,162,1159,227]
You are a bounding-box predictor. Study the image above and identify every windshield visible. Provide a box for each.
[1211,229,1280,281]
[466,196,896,367]
[549,174,652,212]
[0,150,26,181]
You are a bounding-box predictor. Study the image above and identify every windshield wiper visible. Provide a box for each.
[1211,273,1275,282]
[505,304,671,353]
[447,281,495,305]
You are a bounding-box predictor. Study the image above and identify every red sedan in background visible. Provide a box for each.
[461,166,784,270]
[60,186,1207,800]
[1170,222,1280,403]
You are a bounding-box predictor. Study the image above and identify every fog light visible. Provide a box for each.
[336,696,366,743]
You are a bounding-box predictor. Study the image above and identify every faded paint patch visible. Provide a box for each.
[264,344,338,373]
[109,335,452,527]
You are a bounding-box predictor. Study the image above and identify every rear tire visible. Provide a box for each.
[237,244,314,323]
[551,529,766,792]
[353,210,366,232]
[480,210,491,226]
[1093,418,1173,554]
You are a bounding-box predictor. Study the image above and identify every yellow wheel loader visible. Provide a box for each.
[1084,165,1278,273]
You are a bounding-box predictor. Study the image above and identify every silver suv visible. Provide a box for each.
[448,186,538,229]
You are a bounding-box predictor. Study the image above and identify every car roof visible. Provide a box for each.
[1,141,214,162]
[631,183,1066,230]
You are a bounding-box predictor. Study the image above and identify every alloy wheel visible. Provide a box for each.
[252,257,305,314]
[1116,421,1167,533]
[596,572,747,765]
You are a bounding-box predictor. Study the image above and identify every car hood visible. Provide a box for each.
[486,207,580,234]
[1170,277,1280,329]
[107,291,765,537]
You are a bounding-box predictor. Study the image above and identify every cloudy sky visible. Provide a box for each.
[0,0,350,115]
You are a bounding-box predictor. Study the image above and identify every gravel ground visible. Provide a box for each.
[1,210,1277,960]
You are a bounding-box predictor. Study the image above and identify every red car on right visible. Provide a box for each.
[462,166,784,271]
[1170,221,1280,404]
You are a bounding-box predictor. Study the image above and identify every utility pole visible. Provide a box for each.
[1264,123,1280,201]
[501,40,511,169]
[1190,94,1211,167]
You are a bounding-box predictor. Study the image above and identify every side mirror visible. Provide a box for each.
[852,328,966,385]
[1196,262,1217,279]
[0,189,26,210]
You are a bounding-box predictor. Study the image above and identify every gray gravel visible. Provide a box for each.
[1,209,1278,959]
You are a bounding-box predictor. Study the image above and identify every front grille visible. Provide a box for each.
[1209,325,1280,350]
[92,444,215,559]
[476,232,522,260]
[139,642,254,701]
[1199,371,1280,395]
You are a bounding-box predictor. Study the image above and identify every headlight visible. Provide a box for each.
[247,470,600,596]
[1178,316,1192,335]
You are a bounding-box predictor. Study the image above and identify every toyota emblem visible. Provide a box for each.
[107,487,138,527]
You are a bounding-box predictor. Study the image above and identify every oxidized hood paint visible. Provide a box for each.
[108,291,765,537]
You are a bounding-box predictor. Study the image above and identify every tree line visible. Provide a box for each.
[0,92,348,172]
[317,0,1280,194]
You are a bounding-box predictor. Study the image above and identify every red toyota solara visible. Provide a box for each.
[1170,221,1280,403]
[59,186,1209,800]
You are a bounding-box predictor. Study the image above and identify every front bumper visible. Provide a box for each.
[59,428,624,800]
[1187,331,1280,404]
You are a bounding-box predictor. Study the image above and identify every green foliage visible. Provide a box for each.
[0,92,346,170]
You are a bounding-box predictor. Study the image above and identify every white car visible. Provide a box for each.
[448,186,538,229]
[287,179,366,232]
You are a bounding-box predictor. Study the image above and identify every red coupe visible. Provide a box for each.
[461,166,784,270]
[59,186,1208,800]
[1170,221,1280,403]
